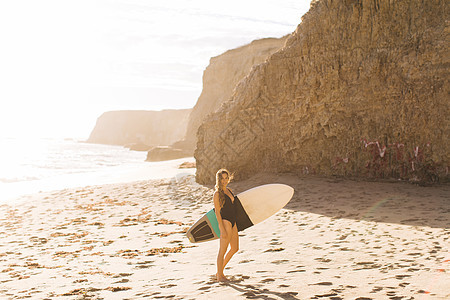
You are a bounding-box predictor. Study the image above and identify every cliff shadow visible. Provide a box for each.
[223,172,450,229]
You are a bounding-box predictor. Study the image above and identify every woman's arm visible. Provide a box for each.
[213,191,227,239]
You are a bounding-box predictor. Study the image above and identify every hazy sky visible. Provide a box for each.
[0,0,311,139]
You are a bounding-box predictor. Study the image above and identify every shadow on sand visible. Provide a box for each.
[204,172,449,229]
[223,281,299,300]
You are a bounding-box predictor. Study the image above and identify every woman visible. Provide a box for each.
[214,168,239,282]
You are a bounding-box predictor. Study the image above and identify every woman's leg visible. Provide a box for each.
[223,224,239,270]
[217,220,232,281]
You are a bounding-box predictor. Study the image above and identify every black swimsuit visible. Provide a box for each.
[220,189,237,228]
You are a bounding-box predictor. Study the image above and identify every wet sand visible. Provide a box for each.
[0,173,449,299]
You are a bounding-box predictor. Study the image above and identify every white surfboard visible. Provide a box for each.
[186,184,294,243]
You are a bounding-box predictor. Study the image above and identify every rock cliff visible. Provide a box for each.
[87,109,191,148]
[180,37,288,152]
[195,0,449,184]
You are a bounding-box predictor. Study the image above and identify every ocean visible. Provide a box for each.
[0,137,195,202]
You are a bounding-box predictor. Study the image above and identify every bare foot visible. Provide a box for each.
[216,273,229,282]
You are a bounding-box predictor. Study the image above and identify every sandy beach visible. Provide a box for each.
[0,173,448,299]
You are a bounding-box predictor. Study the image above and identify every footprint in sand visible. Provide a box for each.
[112,278,129,284]
[309,282,333,286]
[287,269,305,273]
[311,292,339,299]
[197,283,212,291]
[112,273,132,278]
[242,291,257,298]
[386,291,405,299]
[135,260,154,269]
[239,259,254,264]
[370,286,383,293]
[287,265,306,273]
[159,283,176,288]
[264,248,285,253]
[315,257,332,263]
[271,259,289,265]
[105,286,132,292]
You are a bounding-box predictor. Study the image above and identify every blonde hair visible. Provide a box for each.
[215,169,233,208]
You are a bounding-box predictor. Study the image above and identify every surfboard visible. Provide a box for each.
[186,184,294,243]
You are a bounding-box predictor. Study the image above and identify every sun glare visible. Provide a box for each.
[0,0,310,139]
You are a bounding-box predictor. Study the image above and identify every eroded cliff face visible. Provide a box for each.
[181,37,288,151]
[87,109,191,147]
[196,0,449,184]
